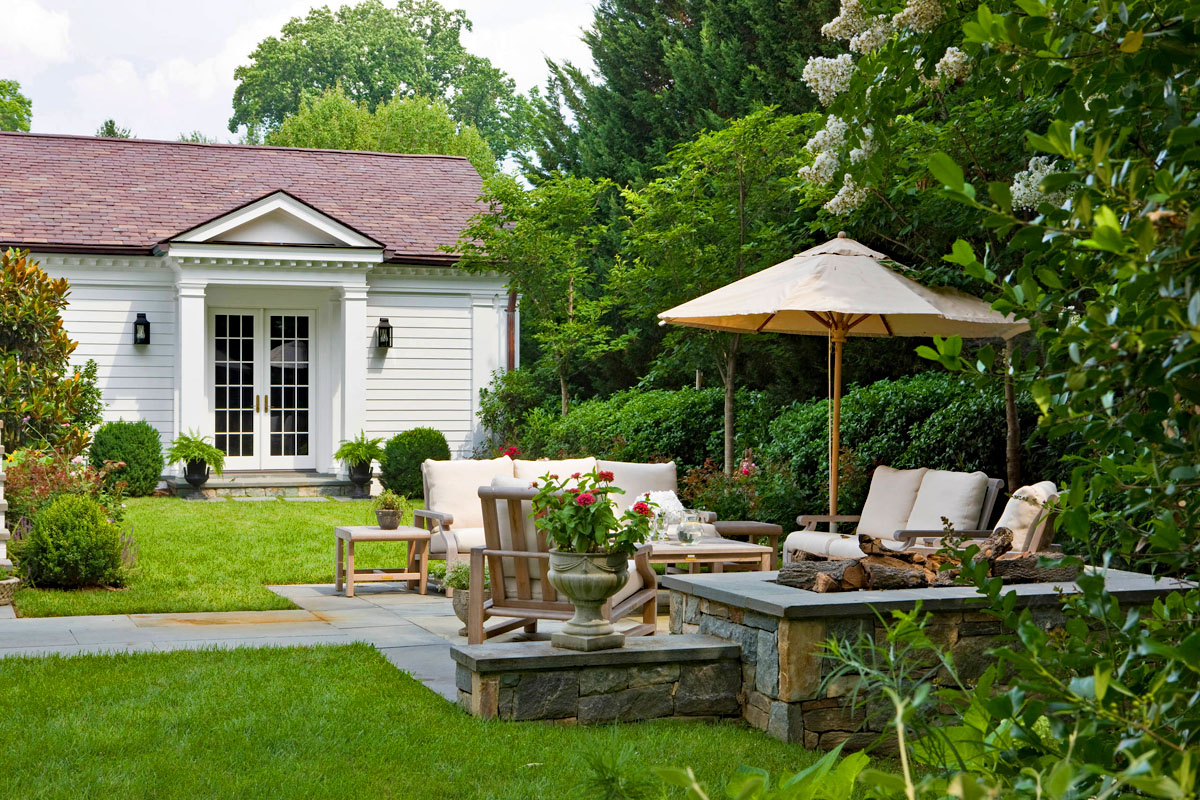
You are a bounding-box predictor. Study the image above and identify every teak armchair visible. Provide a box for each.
[466,483,658,646]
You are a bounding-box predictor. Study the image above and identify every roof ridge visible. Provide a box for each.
[0,130,473,162]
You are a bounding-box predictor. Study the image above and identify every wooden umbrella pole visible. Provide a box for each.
[830,318,847,526]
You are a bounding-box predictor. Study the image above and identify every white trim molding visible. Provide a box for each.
[171,190,384,249]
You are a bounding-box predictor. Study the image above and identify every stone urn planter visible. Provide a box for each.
[547,550,629,651]
[347,461,372,499]
[375,509,400,529]
[184,459,210,498]
[451,588,491,636]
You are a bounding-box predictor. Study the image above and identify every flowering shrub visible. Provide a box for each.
[530,469,655,556]
[3,448,127,527]
[679,458,802,531]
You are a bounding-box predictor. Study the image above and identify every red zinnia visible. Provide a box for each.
[632,501,652,516]
[597,470,615,482]
[571,472,582,479]
[575,492,596,506]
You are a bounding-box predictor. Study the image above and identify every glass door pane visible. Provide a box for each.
[268,314,310,458]
[214,313,255,458]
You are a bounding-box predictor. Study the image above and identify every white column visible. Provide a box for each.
[175,281,208,467]
[340,286,369,459]
[470,293,504,452]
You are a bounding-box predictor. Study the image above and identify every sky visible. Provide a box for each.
[1,0,598,141]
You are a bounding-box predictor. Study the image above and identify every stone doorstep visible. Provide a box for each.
[450,633,739,673]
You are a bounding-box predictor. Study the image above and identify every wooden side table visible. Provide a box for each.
[712,520,784,569]
[334,525,431,597]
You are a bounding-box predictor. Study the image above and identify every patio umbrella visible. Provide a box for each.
[658,232,1028,518]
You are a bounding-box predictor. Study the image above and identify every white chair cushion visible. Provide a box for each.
[513,457,598,484]
[423,456,514,529]
[857,466,928,540]
[430,527,486,555]
[597,460,677,513]
[784,530,904,560]
[995,481,1058,551]
[906,470,990,533]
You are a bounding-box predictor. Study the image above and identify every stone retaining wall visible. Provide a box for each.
[451,635,741,724]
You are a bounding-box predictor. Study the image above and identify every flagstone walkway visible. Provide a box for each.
[0,586,480,700]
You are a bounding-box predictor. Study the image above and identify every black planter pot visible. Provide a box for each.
[348,461,372,499]
[184,459,210,499]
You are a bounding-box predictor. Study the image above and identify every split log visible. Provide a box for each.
[975,528,1014,562]
[777,559,867,592]
[860,555,931,589]
[992,553,1079,584]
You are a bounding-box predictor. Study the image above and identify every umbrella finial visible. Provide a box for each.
[837,231,847,238]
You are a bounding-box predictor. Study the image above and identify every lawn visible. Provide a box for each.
[1,644,823,799]
[14,497,422,618]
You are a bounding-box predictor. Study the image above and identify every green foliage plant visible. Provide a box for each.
[656,743,868,800]
[530,468,655,556]
[379,427,450,498]
[1,249,104,455]
[443,560,486,591]
[0,78,32,131]
[456,174,632,416]
[266,87,496,176]
[333,429,384,467]
[230,0,527,158]
[90,420,164,497]
[166,430,226,474]
[95,119,133,138]
[475,368,553,455]
[14,493,126,588]
[3,450,126,527]
[373,489,409,513]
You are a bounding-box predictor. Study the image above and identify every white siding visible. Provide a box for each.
[41,259,177,446]
[364,292,476,452]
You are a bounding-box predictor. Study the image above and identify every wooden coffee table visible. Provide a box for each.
[334,525,430,597]
[712,520,784,569]
[648,536,773,573]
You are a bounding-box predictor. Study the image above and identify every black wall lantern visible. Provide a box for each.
[133,313,151,345]
[376,318,392,349]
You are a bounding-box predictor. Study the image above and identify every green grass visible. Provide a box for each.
[14,497,421,618]
[1,645,822,800]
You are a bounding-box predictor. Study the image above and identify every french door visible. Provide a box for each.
[212,309,315,470]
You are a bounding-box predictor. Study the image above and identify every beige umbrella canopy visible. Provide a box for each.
[658,232,1028,518]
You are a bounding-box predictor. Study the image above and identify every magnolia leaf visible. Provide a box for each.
[929,152,965,191]
[1119,30,1144,53]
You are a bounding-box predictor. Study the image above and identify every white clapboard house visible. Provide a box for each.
[0,132,513,494]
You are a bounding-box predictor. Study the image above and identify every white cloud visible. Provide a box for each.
[0,0,71,78]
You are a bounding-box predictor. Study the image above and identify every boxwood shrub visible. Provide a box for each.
[14,493,125,588]
[89,420,164,496]
[380,427,451,498]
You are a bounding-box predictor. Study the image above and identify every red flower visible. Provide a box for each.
[597,470,615,482]
[549,474,559,480]
[567,487,580,494]
[502,445,521,457]
[571,472,582,479]
[740,467,750,475]
[575,492,596,506]
[632,501,652,516]
[529,481,538,489]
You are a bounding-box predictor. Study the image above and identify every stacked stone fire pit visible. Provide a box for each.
[664,568,1184,749]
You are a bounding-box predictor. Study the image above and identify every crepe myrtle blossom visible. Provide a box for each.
[1012,156,1071,211]
[821,0,868,39]
[799,150,840,186]
[893,0,944,32]
[802,53,855,106]
[807,116,849,152]
[575,492,596,507]
[849,127,875,164]
[849,20,893,54]
[934,47,971,85]
[825,174,870,215]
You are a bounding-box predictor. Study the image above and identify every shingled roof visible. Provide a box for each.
[0,132,486,265]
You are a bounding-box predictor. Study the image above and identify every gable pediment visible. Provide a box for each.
[170,191,384,249]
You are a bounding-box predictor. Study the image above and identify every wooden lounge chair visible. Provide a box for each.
[467,481,658,646]
[783,467,1004,563]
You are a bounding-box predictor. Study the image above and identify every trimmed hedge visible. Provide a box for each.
[89,420,164,496]
[15,493,125,588]
[519,388,773,471]
[380,428,451,498]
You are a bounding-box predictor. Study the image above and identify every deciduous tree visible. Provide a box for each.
[0,79,31,132]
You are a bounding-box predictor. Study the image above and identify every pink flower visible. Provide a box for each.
[597,470,615,482]
[575,492,596,506]
[567,487,580,494]
[632,501,652,516]
[571,472,582,479]
[72,456,86,464]
[549,474,559,480]
[741,467,750,475]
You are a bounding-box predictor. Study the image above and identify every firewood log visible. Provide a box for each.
[992,553,1079,584]
[862,562,930,589]
[777,559,865,591]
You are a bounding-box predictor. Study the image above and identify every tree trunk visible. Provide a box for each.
[559,369,569,417]
[723,341,738,475]
[1004,340,1022,493]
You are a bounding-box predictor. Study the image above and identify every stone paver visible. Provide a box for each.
[282,496,329,502]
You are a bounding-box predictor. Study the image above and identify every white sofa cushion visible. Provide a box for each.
[430,527,486,555]
[857,466,928,540]
[906,469,989,533]
[513,457,598,485]
[784,530,905,561]
[423,456,514,529]
[597,460,677,513]
[995,481,1058,551]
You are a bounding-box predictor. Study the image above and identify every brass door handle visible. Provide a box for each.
[255,395,260,413]
[265,396,270,413]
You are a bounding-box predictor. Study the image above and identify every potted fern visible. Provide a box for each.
[335,430,384,499]
[166,430,225,498]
